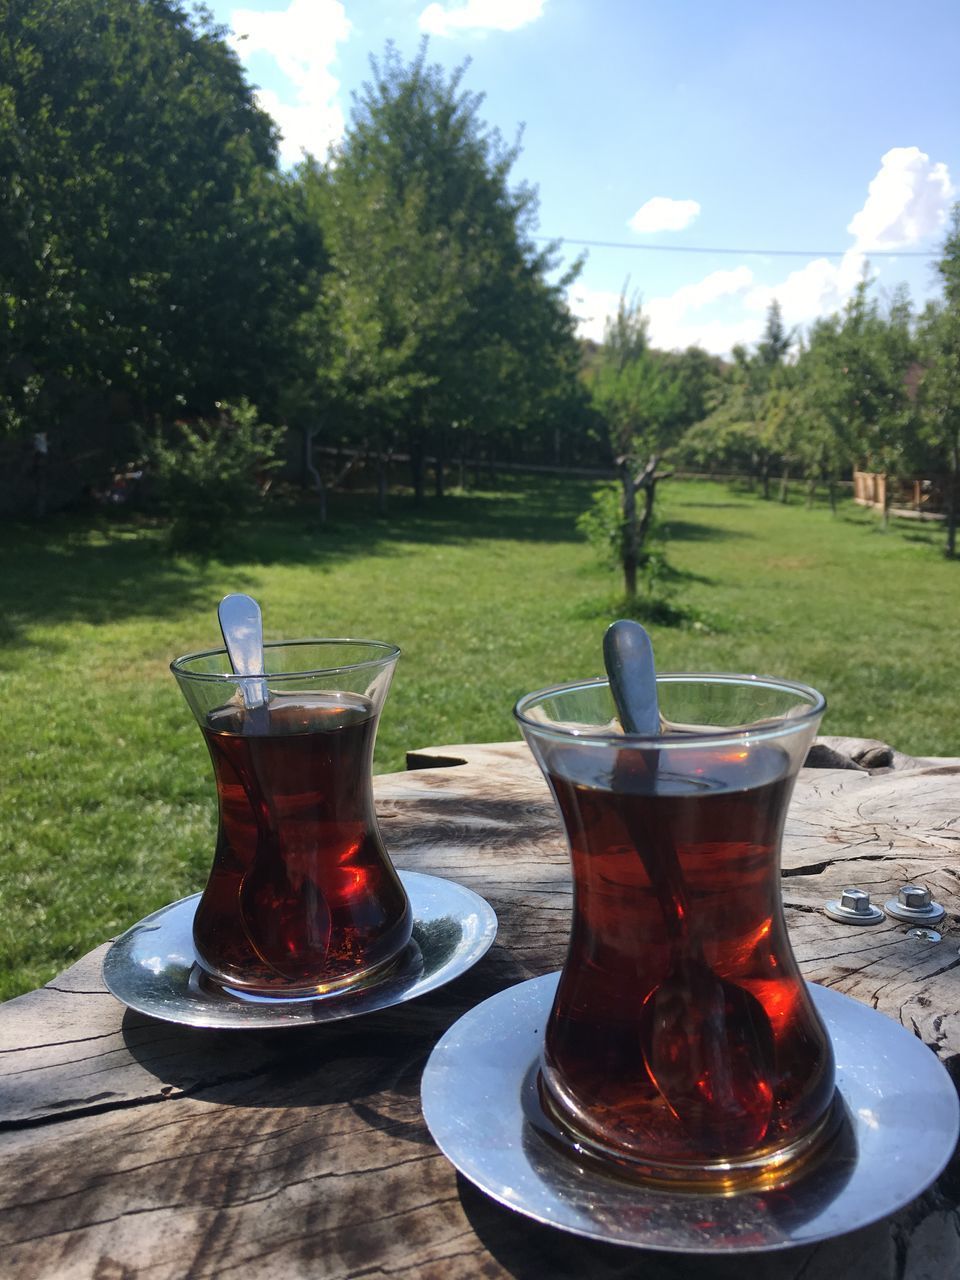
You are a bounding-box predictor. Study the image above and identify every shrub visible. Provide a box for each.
[142,399,284,552]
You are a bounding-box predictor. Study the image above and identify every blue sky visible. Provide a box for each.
[204,0,959,355]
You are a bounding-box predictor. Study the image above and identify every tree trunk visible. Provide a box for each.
[410,434,425,504]
[806,475,816,508]
[828,476,838,515]
[32,432,49,519]
[637,475,657,547]
[620,454,661,601]
[761,460,770,500]
[299,426,310,490]
[947,438,958,558]
[779,466,790,504]
[620,463,638,601]
[304,428,327,524]
[434,430,445,499]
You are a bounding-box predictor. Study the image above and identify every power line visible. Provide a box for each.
[533,235,938,259]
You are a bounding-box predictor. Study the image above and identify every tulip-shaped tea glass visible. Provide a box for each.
[172,640,411,997]
[515,674,837,1190]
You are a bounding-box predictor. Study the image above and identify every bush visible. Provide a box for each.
[142,399,284,551]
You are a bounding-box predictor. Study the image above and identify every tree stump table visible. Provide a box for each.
[2,738,960,1279]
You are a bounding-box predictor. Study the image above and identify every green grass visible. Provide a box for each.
[1,476,957,999]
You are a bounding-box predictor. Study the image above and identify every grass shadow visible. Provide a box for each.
[570,594,710,631]
[661,519,752,544]
[901,529,948,547]
[0,476,598,651]
[221,475,597,568]
[0,517,221,657]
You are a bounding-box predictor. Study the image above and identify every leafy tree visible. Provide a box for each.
[916,206,960,556]
[321,41,581,501]
[0,0,307,462]
[756,299,793,368]
[676,302,793,498]
[657,345,725,436]
[797,280,917,520]
[791,316,854,510]
[293,156,455,515]
[583,295,682,601]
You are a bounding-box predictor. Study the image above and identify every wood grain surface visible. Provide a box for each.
[2,738,960,1279]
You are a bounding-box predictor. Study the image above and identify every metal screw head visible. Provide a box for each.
[841,888,873,915]
[825,888,885,925]
[884,885,945,925]
[899,885,931,910]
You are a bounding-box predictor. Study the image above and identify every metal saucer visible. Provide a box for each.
[421,972,959,1254]
[103,870,497,1030]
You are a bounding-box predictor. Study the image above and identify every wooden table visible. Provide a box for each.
[3,738,960,1279]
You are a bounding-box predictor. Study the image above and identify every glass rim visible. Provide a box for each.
[170,637,401,683]
[513,672,826,748]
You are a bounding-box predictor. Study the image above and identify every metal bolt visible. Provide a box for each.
[884,884,945,925]
[842,889,871,913]
[825,887,885,925]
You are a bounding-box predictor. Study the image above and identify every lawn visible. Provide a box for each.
[1,476,957,999]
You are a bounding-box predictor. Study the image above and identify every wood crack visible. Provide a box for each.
[0,1063,283,1133]
[0,1029,123,1055]
[43,986,110,995]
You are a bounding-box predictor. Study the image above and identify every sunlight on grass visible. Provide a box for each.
[1,477,957,998]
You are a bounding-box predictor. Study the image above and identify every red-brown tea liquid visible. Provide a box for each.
[193,691,411,995]
[539,740,835,1179]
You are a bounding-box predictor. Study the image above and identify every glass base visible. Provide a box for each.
[193,931,411,1000]
[532,1075,845,1195]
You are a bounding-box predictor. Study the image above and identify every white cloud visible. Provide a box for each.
[569,270,754,349]
[847,146,955,251]
[644,267,755,352]
[639,254,874,355]
[419,0,545,37]
[229,0,351,165]
[578,148,953,356]
[570,257,872,358]
[655,266,753,312]
[628,197,701,234]
[742,251,867,324]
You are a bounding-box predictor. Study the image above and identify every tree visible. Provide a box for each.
[0,0,309,482]
[584,295,682,601]
[916,206,960,556]
[676,301,793,498]
[797,279,917,521]
[286,157,436,516]
[320,41,581,501]
[657,345,725,435]
[756,299,793,368]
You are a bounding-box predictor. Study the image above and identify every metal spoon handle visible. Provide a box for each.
[218,594,269,710]
[603,620,661,736]
[603,619,688,931]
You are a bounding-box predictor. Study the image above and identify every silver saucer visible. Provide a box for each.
[421,972,959,1254]
[103,870,497,1029]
